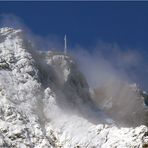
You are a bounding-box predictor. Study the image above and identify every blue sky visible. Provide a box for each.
[0,1,148,90]
[0,1,148,49]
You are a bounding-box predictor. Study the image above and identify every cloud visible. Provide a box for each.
[70,41,148,92]
[69,43,148,126]
[0,14,29,31]
[0,13,63,51]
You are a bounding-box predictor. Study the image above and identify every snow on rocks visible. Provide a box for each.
[0,27,147,147]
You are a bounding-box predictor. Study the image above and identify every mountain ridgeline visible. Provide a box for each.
[0,27,148,147]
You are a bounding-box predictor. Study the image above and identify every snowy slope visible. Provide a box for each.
[0,27,148,148]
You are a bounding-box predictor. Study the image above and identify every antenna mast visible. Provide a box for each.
[64,34,67,54]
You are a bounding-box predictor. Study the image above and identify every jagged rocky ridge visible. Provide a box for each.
[0,27,148,147]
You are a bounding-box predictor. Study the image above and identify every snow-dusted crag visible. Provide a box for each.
[0,27,148,148]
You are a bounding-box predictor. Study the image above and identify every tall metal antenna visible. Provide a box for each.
[64,34,67,54]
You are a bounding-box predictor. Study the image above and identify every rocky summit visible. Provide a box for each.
[0,27,148,148]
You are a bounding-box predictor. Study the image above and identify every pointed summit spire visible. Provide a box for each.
[64,34,67,54]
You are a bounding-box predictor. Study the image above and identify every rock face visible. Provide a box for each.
[0,27,148,148]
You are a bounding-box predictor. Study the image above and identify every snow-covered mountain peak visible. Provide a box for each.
[0,27,20,35]
[0,27,23,44]
[0,27,148,147]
